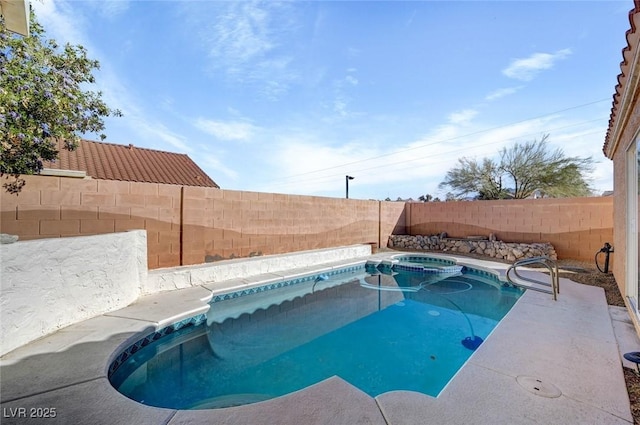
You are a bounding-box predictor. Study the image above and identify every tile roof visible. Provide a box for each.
[42,139,220,188]
[603,0,640,159]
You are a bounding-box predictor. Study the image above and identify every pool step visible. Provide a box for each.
[394,262,464,274]
[365,259,463,274]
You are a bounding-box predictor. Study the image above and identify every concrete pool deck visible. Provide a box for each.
[0,252,637,424]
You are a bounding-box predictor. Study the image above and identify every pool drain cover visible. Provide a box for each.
[516,376,562,398]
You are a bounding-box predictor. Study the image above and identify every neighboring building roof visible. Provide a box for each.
[41,139,220,188]
[604,0,640,159]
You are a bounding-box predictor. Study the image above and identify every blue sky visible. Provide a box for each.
[33,0,632,200]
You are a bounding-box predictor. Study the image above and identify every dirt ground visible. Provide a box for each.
[386,249,638,423]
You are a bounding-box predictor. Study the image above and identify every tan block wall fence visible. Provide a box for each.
[0,175,406,269]
[406,197,613,263]
[0,175,613,268]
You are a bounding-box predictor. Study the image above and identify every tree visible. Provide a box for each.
[417,194,441,202]
[438,135,594,200]
[0,10,121,194]
[440,157,511,200]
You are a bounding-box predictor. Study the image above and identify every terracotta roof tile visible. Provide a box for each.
[42,139,219,188]
[603,0,640,158]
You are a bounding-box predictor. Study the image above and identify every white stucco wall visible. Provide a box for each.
[145,244,371,294]
[0,237,369,355]
[0,230,147,356]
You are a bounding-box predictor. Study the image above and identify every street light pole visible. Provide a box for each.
[346,175,354,198]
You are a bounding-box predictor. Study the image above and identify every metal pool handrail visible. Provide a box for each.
[506,256,559,301]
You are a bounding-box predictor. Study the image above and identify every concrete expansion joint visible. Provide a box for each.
[374,397,392,425]
[102,313,156,324]
[162,410,179,425]
[1,376,104,404]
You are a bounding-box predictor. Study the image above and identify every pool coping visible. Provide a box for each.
[0,252,635,424]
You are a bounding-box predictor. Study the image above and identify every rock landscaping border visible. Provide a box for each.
[389,234,557,262]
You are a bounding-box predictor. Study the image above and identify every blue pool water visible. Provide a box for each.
[109,259,522,409]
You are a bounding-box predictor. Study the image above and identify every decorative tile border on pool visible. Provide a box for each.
[108,264,366,379]
[464,266,522,290]
[392,255,456,266]
[392,263,464,274]
[210,264,365,304]
[108,314,207,378]
[389,254,521,290]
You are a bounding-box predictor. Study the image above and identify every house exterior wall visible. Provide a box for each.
[604,1,640,307]
[407,197,613,263]
[610,120,640,297]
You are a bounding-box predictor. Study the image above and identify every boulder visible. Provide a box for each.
[0,234,19,244]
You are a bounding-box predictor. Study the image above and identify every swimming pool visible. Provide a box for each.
[108,257,522,409]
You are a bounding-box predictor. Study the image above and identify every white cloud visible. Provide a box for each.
[346,47,361,58]
[208,2,274,65]
[261,137,383,195]
[345,75,359,86]
[199,153,239,181]
[194,119,257,141]
[190,2,299,100]
[448,109,478,125]
[96,66,195,153]
[150,128,191,152]
[251,56,297,100]
[327,72,360,118]
[87,1,130,19]
[333,98,349,117]
[485,86,522,101]
[32,0,86,45]
[549,127,612,191]
[258,110,611,199]
[502,49,572,81]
